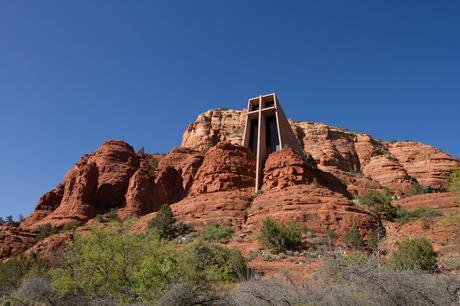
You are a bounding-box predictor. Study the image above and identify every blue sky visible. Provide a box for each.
[1,1,459,218]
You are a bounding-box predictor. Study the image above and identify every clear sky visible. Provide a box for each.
[1,1,459,218]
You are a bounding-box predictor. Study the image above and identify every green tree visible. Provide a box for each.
[408,183,426,196]
[358,190,395,217]
[203,224,234,241]
[51,220,246,304]
[448,167,460,194]
[148,204,176,240]
[390,237,438,272]
[258,218,302,252]
[345,226,365,249]
[182,239,247,283]
[0,254,48,299]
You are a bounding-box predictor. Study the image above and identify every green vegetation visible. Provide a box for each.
[390,238,438,272]
[258,218,302,252]
[394,206,442,224]
[51,221,245,304]
[2,217,460,305]
[202,224,234,241]
[148,205,195,241]
[366,229,379,251]
[175,222,195,236]
[344,226,365,250]
[146,154,159,177]
[0,254,48,298]
[358,190,396,217]
[408,182,429,196]
[36,221,82,241]
[148,204,177,240]
[312,177,320,187]
[448,166,460,193]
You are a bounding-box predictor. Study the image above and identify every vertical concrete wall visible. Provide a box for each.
[242,93,304,192]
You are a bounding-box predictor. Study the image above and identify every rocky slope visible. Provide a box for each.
[1,108,459,263]
[182,109,458,194]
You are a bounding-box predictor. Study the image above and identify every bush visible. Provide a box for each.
[175,222,195,236]
[395,206,442,224]
[202,224,234,241]
[358,190,396,217]
[344,226,364,249]
[0,254,48,299]
[51,220,245,304]
[36,224,61,241]
[62,221,82,231]
[408,182,428,196]
[35,221,82,241]
[183,239,247,283]
[146,155,159,177]
[390,238,438,272]
[148,204,176,240]
[258,218,302,252]
[448,167,460,193]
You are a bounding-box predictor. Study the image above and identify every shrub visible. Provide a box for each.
[408,182,427,196]
[324,228,337,247]
[202,224,234,241]
[51,220,187,303]
[36,224,61,241]
[344,226,365,249]
[367,229,379,251]
[448,166,460,192]
[258,218,302,252]
[358,190,396,217]
[146,155,158,177]
[395,206,442,224]
[148,204,176,240]
[312,177,319,187]
[390,238,438,272]
[183,239,247,283]
[36,221,82,241]
[175,222,195,236]
[62,221,82,231]
[0,254,48,298]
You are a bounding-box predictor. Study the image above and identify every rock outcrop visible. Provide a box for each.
[181,109,246,151]
[0,225,36,259]
[244,148,379,240]
[190,142,256,194]
[387,141,459,189]
[2,107,458,262]
[181,109,459,194]
[152,147,204,206]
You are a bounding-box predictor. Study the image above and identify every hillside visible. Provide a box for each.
[1,108,459,281]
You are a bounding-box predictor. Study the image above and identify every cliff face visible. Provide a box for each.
[181,109,458,194]
[1,108,459,260]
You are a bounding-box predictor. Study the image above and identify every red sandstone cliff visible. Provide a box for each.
[182,109,459,195]
[1,108,459,261]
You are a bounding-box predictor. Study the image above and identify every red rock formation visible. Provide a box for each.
[0,225,36,258]
[245,185,378,241]
[182,109,459,194]
[393,192,459,213]
[181,109,246,151]
[362,156,414,193]
[29,140,139,227]
[244,148,378,240]
[25,232,73,259]
[190,142,255,194]
[119,158,156,217]
[172,190,253,228]
[153,147,204,206]
[171,142,255,228]
[21,184,64,228]
[386,141,459,189]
